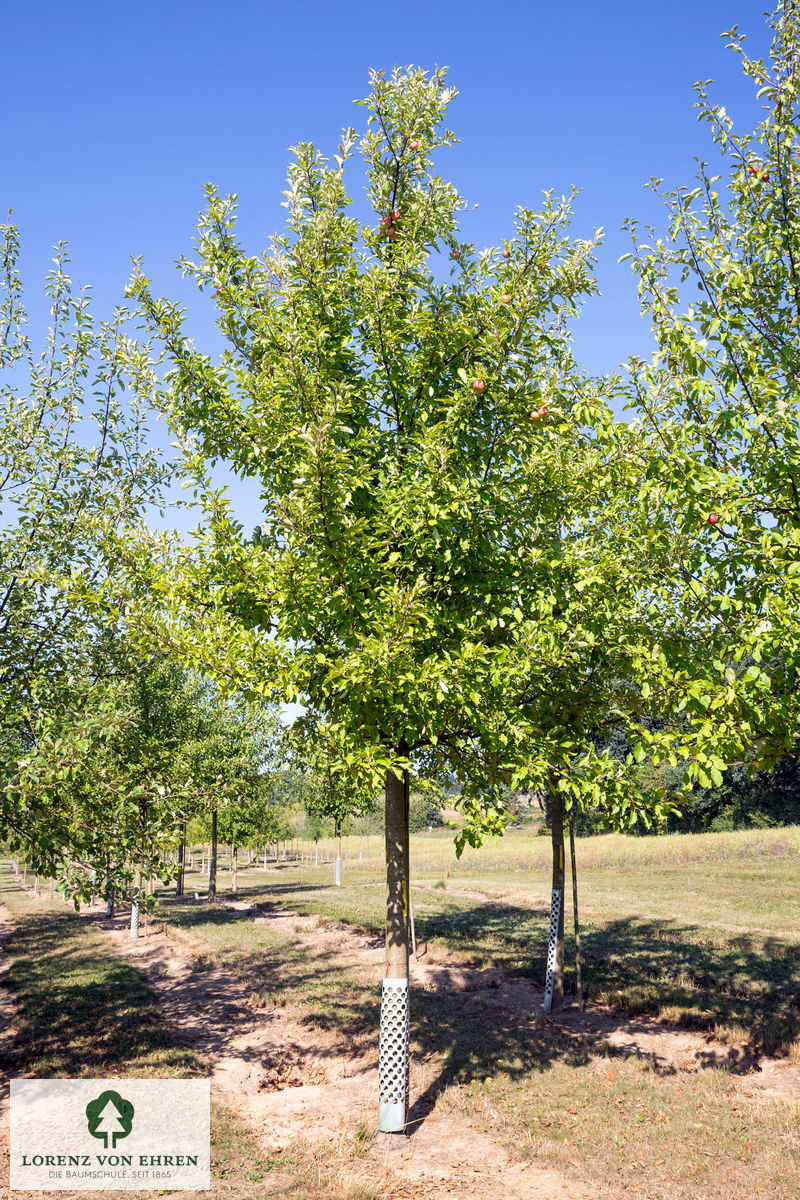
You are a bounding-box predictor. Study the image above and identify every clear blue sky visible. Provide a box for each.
[3,0,770,523]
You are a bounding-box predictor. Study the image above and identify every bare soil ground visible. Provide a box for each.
[0,911,17,1192]
[88,893,798,1199]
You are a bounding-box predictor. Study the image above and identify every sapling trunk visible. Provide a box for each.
[544,785,565,1013]
[335,825,342,886]
[208,811,218,901]
[379,765,410,1133]
[176,825,186,897]
[130,870,141,939]
[231,846,238,893]
[568,813,584,1011]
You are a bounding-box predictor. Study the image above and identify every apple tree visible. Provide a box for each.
[0,219,173,896]
[126,68,691,1126]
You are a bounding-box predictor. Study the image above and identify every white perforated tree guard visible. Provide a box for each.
[543,887,563,1013]
[378,977,409,1132]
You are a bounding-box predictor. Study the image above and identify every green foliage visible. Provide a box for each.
[124,67,690,849]
[408,790,443,832]
[0,220,177,896]
[5,646,280,904]
[624,3,800,782]
[669,754,800,832]
[0,219,167,729]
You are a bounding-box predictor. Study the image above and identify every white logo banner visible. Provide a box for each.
[10,1079,210,1191]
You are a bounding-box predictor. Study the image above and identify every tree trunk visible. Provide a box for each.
[231,845,238,894]
[379,765,410,1133]
[208,810,218,902]
[335,825,342,886]
[130,869,141,939]
[544,785,565,1013]
[176,825,186,897]
[569,813,584,1011]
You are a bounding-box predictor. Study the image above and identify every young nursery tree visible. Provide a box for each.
[128,68,687,1127]
[0,219,170,882]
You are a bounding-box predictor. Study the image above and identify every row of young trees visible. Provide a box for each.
[3,1,800,1134]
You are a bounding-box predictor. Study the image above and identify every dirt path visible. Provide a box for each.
[89,893,799,1199]
[94,900,595,1199]
[5,874,798,1199]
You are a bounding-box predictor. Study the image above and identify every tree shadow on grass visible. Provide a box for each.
[148,890,585,1099]
[230,879,800,1057]
[579,916,800,1055]
[0,888,206,1080]
[11,874,787,1142]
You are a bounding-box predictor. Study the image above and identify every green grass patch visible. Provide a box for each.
[0,869,305,1200]
[466,1055,800,1200]
[192,825,800,1054]
[0,871,204,1078]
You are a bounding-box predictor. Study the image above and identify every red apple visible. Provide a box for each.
[502,249,511,258]
[409,140,420,151]
[451,250,461,259]
[391,209,401,220]
[749,166,758,175]
[388,228,399,240]
[762,173,770,182]
[708,513,719,525]
[531,409,541,420]
[380,215,392,227]
[499,293,512,303]
[539,405,548,417]
[473,378,486,393]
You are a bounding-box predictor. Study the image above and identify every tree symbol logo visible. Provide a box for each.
[85,1090,135,1149]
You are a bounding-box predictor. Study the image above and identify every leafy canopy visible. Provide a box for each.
[127,68,694,843]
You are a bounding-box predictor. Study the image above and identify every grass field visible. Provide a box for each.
[142,825,800,1199]
[3,827,799,1200]
[0,870,367,1200]
[182,825,800,1054]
